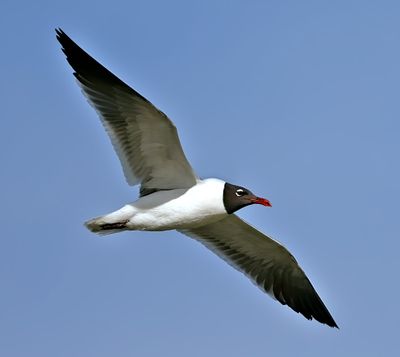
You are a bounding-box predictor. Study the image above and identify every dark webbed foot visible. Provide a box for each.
[100,221,128,230]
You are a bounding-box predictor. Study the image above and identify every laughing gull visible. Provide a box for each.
[56,29,338,328]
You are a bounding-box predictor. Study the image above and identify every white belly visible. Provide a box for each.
[120,179,228,231]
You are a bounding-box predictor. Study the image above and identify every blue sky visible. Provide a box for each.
[1,0,399,356]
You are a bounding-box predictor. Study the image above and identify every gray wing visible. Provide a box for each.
[56,29,197,194]
[179,215,338,328]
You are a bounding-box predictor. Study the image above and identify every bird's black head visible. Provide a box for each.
[223,182,272,214]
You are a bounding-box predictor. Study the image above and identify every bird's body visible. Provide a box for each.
[87,178,227,232]
[56,29,338,328]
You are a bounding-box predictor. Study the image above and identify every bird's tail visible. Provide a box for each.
[85,216,128,236]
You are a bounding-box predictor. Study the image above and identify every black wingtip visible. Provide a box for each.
[55,28,76,54]
[322,315,339,329]
[55,28,75,58]
[311,301,339,329]
[55,27,65,40]
[55,28,150,104]
[315,307,339,329]
[315,299,339,329]
[331,319,339,329]
[55,27,111,83]
[301,305,339,329]
[299,304,338,328]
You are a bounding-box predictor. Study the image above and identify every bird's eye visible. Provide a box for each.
[235,189,246,197]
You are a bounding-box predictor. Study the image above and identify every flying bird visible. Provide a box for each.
[56,28,338,328]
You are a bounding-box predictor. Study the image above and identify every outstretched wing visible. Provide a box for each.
[179,214,338,328]
[56,29,198,195]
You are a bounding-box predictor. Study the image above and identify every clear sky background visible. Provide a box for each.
[1,0,399,356]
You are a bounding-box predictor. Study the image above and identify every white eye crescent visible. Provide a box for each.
[235,189,245,197]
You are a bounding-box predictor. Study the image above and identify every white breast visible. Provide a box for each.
[126,178,227,231]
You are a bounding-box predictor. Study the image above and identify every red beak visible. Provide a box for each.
[251,197,272,207]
